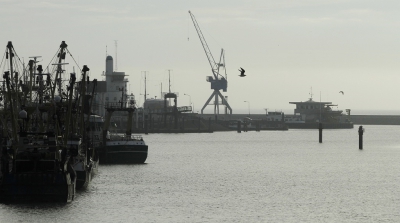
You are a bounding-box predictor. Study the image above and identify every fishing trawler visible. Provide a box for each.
[88,115,148,164]
[102,133,147,164]
[88,101,148,164]
[0,41,96,202]
[71,65,99,189]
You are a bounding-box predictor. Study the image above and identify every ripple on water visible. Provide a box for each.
[1,127,400,222]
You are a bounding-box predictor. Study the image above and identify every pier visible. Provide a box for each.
[110,113,400,134]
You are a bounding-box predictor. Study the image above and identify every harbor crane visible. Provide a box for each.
[189,10,232,115]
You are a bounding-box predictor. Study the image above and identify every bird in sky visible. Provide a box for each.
[339,91,344,95]
[238,67,246,77]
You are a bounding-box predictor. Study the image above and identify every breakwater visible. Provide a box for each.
[348,115,400,125]
[121,114,400,134]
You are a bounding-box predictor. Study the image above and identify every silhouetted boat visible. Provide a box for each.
[286,97,353,129]
[0,41,97,202]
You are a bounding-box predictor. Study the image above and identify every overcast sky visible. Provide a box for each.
[2,0,400,115]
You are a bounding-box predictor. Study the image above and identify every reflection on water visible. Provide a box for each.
[1,125,400,222]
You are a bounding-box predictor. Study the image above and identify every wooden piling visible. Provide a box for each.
[319,122,323,143]
[358,126,364,149]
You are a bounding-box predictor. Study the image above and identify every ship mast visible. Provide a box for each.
[51,41,68,98]
[5,42,19,147]
[7,42,15,85]
[3,72,19,147]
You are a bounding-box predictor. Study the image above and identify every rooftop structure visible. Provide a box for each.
[289,98,343,123]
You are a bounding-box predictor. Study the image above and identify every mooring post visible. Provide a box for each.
[319,122,323,143]
[237,120,241,133]
[358,125,364,150]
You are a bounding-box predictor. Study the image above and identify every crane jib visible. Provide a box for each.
[188,10,232,115]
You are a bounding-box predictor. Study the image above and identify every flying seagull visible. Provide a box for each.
[339,91,344,95]
[238,67,246,77]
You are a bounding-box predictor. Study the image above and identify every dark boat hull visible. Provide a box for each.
[0,172,75,203]
[75,157,99,190]
[98,145,148,164]
[287,122,354,129]
[75,169,91,190]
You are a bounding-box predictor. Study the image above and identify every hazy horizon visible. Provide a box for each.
[2,0,400,114]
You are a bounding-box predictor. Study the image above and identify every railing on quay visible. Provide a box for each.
[105,102,135,109]
[136,106,192,114]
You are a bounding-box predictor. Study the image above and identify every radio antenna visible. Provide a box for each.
[114,40,118,71]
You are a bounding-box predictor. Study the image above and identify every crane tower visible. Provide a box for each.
[189,11,232,115]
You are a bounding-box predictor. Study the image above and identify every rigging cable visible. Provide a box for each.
[187,13,190,41]
[0,49,7,78]
[0,49,7,70]
[44,48,60,73]
[66,48,82,72]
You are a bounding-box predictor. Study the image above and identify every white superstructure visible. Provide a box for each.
[91,56,135,117]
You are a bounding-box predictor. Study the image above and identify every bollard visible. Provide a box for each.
[318,122,323,143]
[358,125,364,150]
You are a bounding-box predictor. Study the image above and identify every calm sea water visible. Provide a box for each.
[1,125,400,222]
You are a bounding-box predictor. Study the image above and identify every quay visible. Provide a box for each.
[199,114,400,126]
[111,113,400,134]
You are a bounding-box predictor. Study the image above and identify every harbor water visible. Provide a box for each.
[1,125,400,222]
